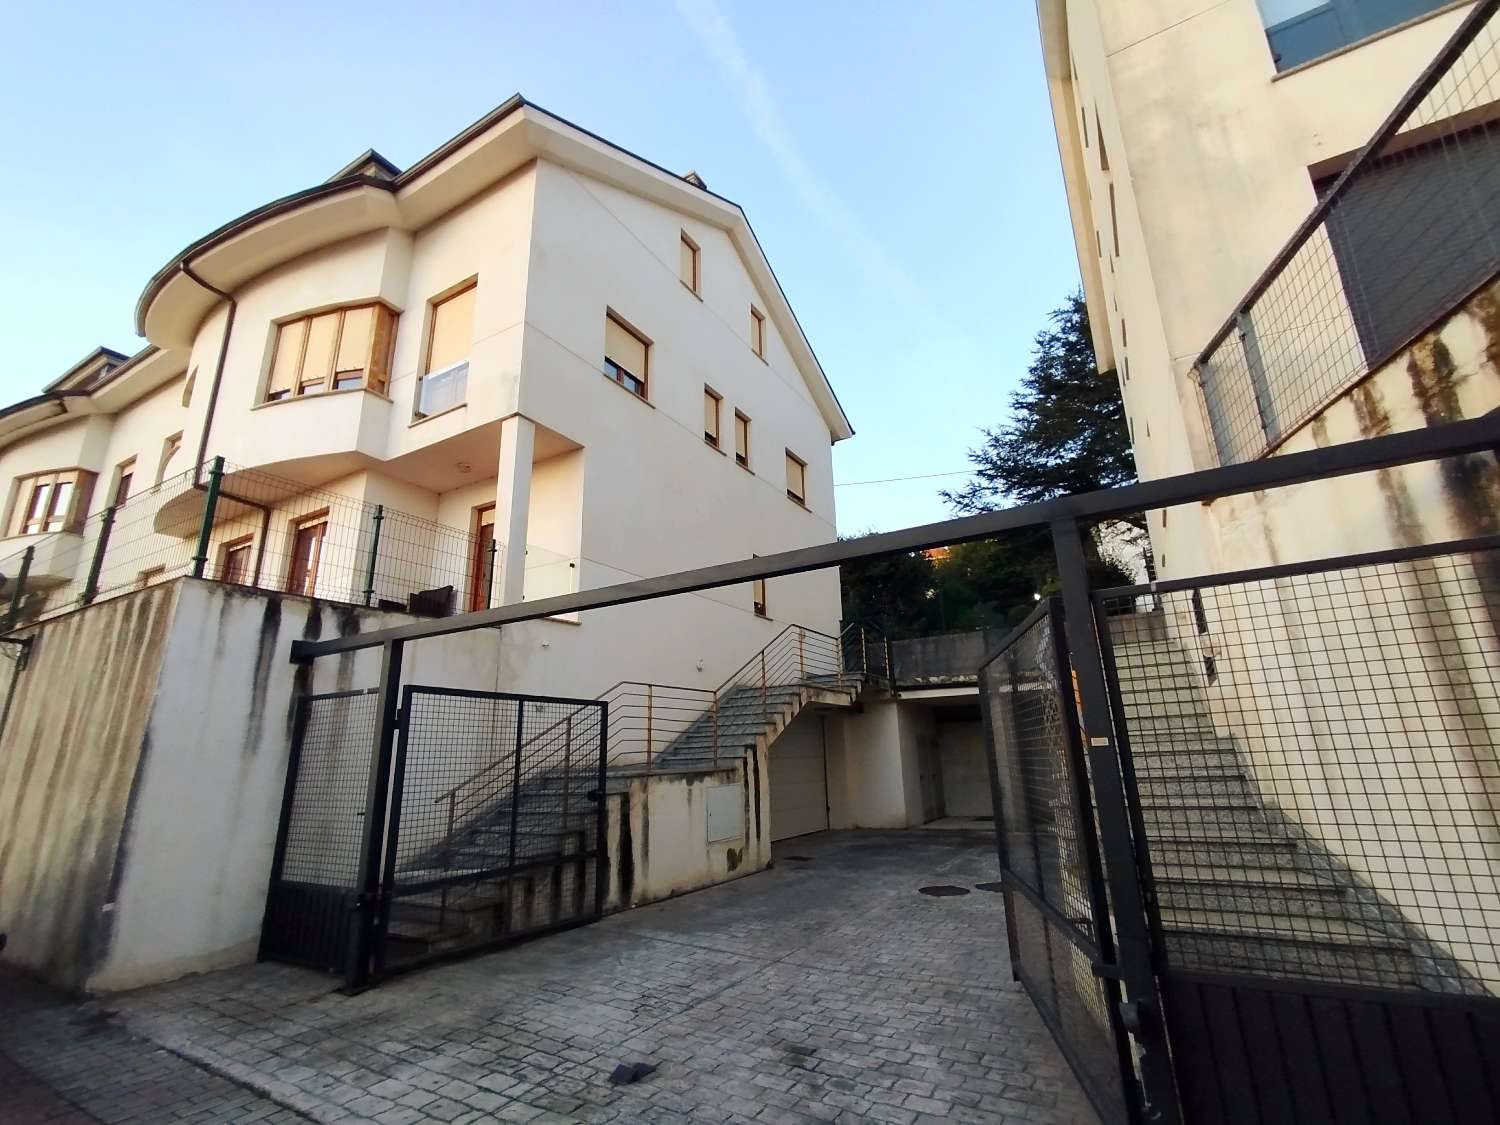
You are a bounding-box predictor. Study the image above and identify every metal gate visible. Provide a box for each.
[261,682,607,989]
[982,535,1500,1124]
[978,599,1140,1123]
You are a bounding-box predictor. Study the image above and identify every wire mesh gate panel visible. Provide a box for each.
[977,600,1138,1124]
[260,689,380,974]
[380,687,607,975]
[1097,536,1500,1124]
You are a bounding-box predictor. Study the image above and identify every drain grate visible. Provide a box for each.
[918,885,970,897]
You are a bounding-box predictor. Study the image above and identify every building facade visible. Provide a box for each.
[1038,0,1499,578]
[0,96,851,699]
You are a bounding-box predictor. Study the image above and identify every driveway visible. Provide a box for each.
[8,831,1097,1124]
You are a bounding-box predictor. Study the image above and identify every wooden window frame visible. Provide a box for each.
[680,231,701,295]
[217,534,255,585]
[785,449,807,506]
[704,386,722,448]
[603,311,650,400]
[111,458,135,508]
[265,301,397,404]
[286,510,330,597]
[750,306,766,358]
[734,410,751,469]
[753,576,768,618]
[8,469,94,537]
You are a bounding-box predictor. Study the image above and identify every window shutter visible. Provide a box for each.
[735,413,749,461]
[751,308,766,356]
[300,312,339,391]
[605,315,647,378]
[335,306,374,379]
[704,389,719,440]
[268,319,306,398]
[428,285,476,373]
[680,235,698,291]
[785,452,805,500]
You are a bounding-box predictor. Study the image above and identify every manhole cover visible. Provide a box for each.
[975,881,1004,893]
[918,885,970,897]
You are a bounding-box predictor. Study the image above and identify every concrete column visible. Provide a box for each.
[495,415,535,605]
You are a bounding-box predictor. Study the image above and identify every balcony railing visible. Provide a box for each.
[1196,0,1500,465]
[0,458,490,631]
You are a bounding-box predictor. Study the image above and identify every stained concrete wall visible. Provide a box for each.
[938,721,992,819]
[0,578,504,992]
[0,584,177,990]
[602,743,771,913]
[825,698,942,829]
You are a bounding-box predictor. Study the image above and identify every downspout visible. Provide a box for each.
[176,263,274,580]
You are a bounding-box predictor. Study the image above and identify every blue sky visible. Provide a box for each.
[0,0,1081,534]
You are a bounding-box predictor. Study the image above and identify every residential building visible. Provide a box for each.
[0,98,864,990]
[1038,0,1499,578]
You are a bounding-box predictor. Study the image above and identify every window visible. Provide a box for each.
[785,450,807,505]
[287,513,328,596]
[753,576,767,618]
[415,283,475,417]
[1321,124,1500,369]
[1097,109,1109,172]
[218,535,254,585]
[1109,183,1120,256]
[1258,0,1448,71]
[1081,104,1089,147]
[158,432,182,484]
[266,303,395,403]
[704,387,722,447]
[112,459,135,507]
[182,368,196,408]
[750,307,766,358]
[680,232,700,294]
[603,312,649,398]
[9,470,93,536]
[734,411,750,468]
[469,504,497,612]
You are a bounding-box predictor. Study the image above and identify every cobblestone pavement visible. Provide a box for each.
[39,831,1097,1124]
[0,971,310,1123]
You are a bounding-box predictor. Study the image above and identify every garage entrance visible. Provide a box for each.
[769,712,829,841]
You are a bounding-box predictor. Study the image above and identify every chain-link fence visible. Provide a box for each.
[0,458,491,630]
[1197,0,1500,464]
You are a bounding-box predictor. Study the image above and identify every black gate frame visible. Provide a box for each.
[978,596,1146,1124]
[262,638,609,991]
[373,684,610,981]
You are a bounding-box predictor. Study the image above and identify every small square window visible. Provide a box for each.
[604,312,649,399]
[750,307,766,358]
[734,411,750,468]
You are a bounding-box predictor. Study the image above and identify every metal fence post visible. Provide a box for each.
[484,540,498,610]
[645,684,654,770]
[6,545,35,631]
[1051,517,1181,1125]
[191,456,225,579]
[346,637,404,992]
[507,700,526,874]
[712,693,720,768]
[362,505,385,607]
[80,506,117,606]
[760,650,769,722]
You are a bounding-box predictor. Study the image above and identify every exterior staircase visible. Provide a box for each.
[385,624,879,956]
[1109,612,1429,989]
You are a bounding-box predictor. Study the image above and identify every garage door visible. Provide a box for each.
[770,717,828,842]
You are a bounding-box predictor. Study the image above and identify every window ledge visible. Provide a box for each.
[409,402,468,428]
[681,282,703,302]
[705,439,726,455]
[253,386,393,412]
[737,461,754,474]
[601,373,654,408]
[1270,1,1468,80]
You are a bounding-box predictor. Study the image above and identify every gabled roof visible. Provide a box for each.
[133,96,853,441]
[44,346,131,392]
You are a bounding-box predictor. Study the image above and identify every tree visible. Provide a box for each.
[839,540,940,639]
[941,291,1138,522]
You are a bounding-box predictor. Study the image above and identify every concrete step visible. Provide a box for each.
[1149,832,1301,868]
[1156,878,1350,920]
[1131,746,1243,773]
[1135,773,1252,804]
[1162,920,1418,986]
[1151,862,1331,890]
[1140,805,1269,833]
[1122,696,1214,720]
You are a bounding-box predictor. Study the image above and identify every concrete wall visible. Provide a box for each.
[826,698,939,829]
[938,720,992,819]
[602,744,771,912]
[0,584,177,990]
[0,579,505,993]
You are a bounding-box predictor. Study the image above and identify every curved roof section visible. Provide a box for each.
[135,96,853,441]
